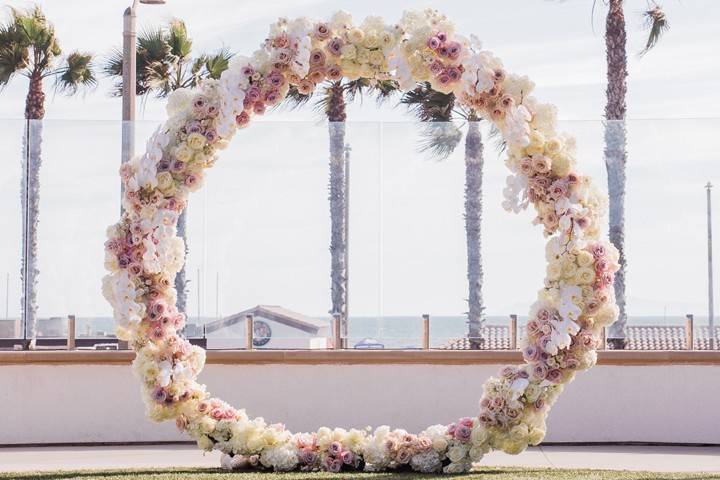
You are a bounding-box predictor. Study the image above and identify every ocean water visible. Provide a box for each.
[24,314,707,349]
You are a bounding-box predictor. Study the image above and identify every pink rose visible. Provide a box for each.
[565,357,581,370]
[314,22,330,40]
[204,129,218,143]
[245,86,261,102]
[417,436,433,451]
[328,441,343,456]
[500,94,514,108]
[253,102,266,115]
[429,60,444,76]
[546,368,563,384]
[396,448,412,464]
[340,450,354,465]
[523,345,540,362]
[437,73,451,85]
[446,66,461,81]
[479,411,496,426]
[327,65,342,81]
[241,65,254,77]
[267,71,285,88]
[175,414,188,431]
[323,457,342,473]
[192,96,207,111]
[447,41,462,60]
[427,36,441,50]
[532,362,548,380]
[591,244,607,260]
[326,38,343,56]
[235,111,250,128]
[309,49,326,67]
[459,417,474,428]
[593,259,607,274]
[300,448,317,465]
[151,387,167,403]
[436,31,448,42]
[454,425,472,443]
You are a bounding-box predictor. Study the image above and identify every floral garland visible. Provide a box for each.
[102,10,619,474]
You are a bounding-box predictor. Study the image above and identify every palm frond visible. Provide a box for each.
[343,78,370,103]
[418,122,463,161]
[278,84,312,110]
[144,59,173,97]
[137,25,170,65]
[313,82,334,116]
[12,6,60,72]
[55,51,96,95]
[101,48,124,96]
[203,48,233,79]
[401,82,455,122]
[0,21,29,85]
[487,122,507,153]
[372,79,399,105]
[167,19,192,60]
[639,5,669,56]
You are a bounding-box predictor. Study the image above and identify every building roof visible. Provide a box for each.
[204,305,327,335]
[442,325,720,350]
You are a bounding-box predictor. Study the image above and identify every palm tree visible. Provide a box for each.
[0,6,96,349]
[401,83,485,349]
[104,19,232,317]
[284,79,396,343]
[602,1,669,349]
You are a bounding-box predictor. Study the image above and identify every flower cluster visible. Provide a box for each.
[102,9,618,475]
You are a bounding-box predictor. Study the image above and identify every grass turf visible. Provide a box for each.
[2,468,720,480]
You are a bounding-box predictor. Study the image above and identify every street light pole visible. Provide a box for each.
[121,1,138,181]
[707,182,715,349]
[121,0,165,212]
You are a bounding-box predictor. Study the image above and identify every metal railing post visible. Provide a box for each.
[685,314,694,350]
[422,314,430,350]
[67,315,76,350]
[245,314,254,350]
[509,314,518,350]
[333,313,342,350]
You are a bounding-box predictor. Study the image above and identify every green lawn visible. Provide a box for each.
[2,468,719,480]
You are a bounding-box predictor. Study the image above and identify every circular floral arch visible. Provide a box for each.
[103,10,619,474]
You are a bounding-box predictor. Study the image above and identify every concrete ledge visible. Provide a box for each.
[1,349,719,365]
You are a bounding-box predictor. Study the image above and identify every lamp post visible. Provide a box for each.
[121,0,166,205]
[707,182,715,349]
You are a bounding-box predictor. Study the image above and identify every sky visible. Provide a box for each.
[1,0,719,325]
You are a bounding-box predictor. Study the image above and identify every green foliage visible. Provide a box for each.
[401,82,455,122]
[640,5,670,56]
[0,5,95,95]
[400,82,465,160]
[279,78,400,117]
[103,20,233,98]
[55,51,96,94]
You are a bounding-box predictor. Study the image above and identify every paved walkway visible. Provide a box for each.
[0,444,718,474]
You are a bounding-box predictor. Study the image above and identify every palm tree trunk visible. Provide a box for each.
[327,82,347,340]
[605,0,629,349]
[21,72,45,349]
[465,120,485,349]
[175,211,188,317]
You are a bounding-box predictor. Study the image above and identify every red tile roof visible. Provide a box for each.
[442,325,720,350]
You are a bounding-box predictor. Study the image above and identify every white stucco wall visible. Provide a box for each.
[1,363,718,445]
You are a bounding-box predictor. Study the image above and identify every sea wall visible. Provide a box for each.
[1,351,718,445]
